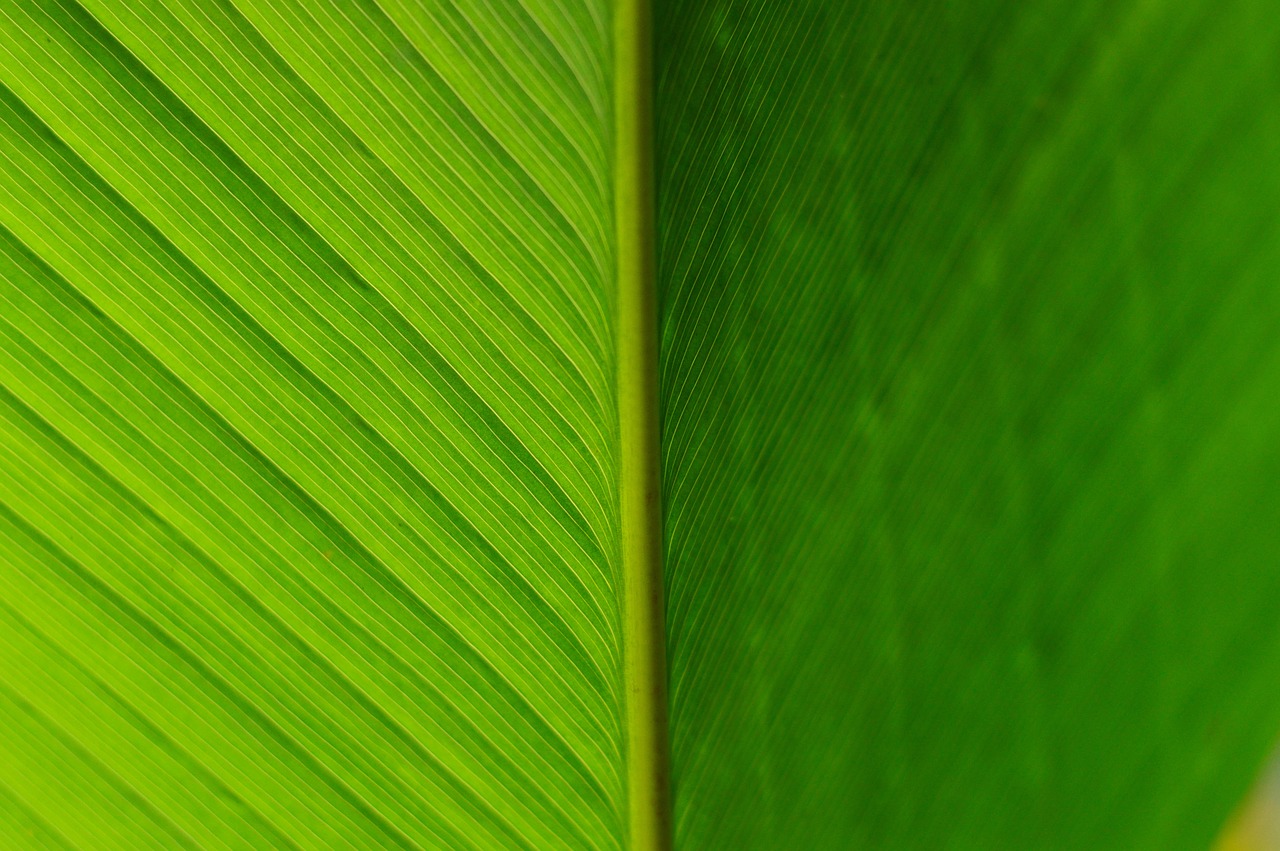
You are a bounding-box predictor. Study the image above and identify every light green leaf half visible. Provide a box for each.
[0,0,629,848]
[657,0,1280,848]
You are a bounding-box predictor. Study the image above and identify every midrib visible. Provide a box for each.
[613,0,672,848]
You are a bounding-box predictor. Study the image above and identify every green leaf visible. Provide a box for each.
[656,0,1280,849]
[2,1,1280,850]
[0,0,629,848]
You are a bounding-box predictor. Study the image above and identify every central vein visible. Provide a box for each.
[613,0,671,848]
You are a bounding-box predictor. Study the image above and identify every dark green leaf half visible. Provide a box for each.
[656,1,1280,848]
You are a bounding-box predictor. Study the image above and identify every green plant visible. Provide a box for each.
[1,0,1280,848]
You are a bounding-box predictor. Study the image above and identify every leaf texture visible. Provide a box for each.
[7,1,1280,849]
[0,0,627,848]
[656,0,1280,848]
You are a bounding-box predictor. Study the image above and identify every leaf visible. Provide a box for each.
[655,0,1280,848]
[0,0,630,848]
[3,1,1280,850]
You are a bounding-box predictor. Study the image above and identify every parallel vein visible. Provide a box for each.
[0,0,628,848]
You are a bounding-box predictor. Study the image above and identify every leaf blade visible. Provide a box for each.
[0,0,625,847]
[656,0,1280,848]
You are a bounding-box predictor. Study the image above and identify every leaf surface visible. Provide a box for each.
[0,0,627,848]
[655,1,1280,848]
[5,1,1280,849]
